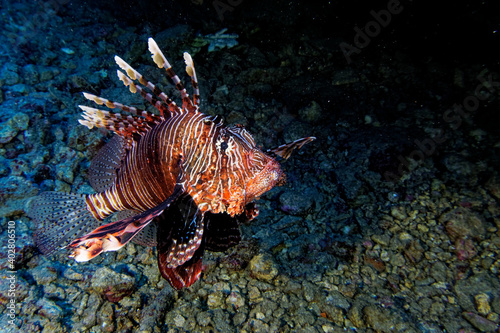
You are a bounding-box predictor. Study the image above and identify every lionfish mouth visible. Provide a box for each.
[245,159,284,202]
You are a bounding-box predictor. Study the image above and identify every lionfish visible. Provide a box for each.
[28,38,315,290]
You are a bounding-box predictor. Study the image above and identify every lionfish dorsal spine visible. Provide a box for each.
[148,38,198,113]
[114,55,178,116]
[78,38,202,139]
[183,52,200,107]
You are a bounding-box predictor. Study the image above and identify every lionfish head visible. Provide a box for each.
[211,124,286,214]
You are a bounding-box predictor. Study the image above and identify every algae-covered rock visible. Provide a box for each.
[0,113,29,143]
[91,267,135,302]
[0,121,18,143]
[249,253,278,282]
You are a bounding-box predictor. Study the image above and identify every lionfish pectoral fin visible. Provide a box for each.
[111,209,158,247]
[267,136,316,160]
[158,242,205,290]
[67,183,185,262]
[157,193,206,289]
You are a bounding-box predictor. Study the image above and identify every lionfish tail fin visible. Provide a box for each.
[27,192,99,255]
[267,136,316,160]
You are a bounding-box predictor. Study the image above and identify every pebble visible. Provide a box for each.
[279,189,316,215]
[63,268,84,281]
[249,253,279,282]
[91,267,135,302]
[462,312,499,332]
[226,291,245,310]
[0,63,20,85]
[475,293,491,316]
[207,291,224,308]
[196,311,211,326]
[391,206,407,220]
[36,299,63,319]
[298,100,322,123]
[0,119,19,143]
[440,207,485,240]
[173,313,186,328]
[326,290,351,310]
[30,264,57,285]
[371,234,390,246]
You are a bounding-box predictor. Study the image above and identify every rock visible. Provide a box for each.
[249,253,278,282]
[91,267,135,302]
[363,305,395,332]
[97,302,115,332]
[486,175,500,200]
[11,113,29,131]
[326,290,351,310]
[430,261,448,282]
[63,268,84,281]
[298,100,322,123]
[475,293,491,316]
[455,238,477,260]
[207,291,224,309]
[233,312,246,326]
[462,312,499,332]
[0,63,20,86]
[0,120,18,144]
[391,206,407,220]
[173,313,186,328]
[371,234,390,246]
[440,207,485,241]
[0,175,38,202]
[9,158,30,176]
[10,84,32,95]
[30,264,57,285]
[196,311,211,326]
[279,187,318,215]
[226,291,245,310]
[39,66,60,82]
[454,273,500,313]
[0,113,29,144]
[22,64,39,85]
[36,299,62,319]
[80,293,102,327]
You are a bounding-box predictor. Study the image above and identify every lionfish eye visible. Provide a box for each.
[220,141,229,152]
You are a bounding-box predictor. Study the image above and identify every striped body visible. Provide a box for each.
[86,110,282,221]
[28,37,314,290]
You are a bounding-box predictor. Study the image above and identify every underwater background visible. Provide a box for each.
[1,0,500,332]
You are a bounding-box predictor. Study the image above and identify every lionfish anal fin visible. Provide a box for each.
[267,136,316,160]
